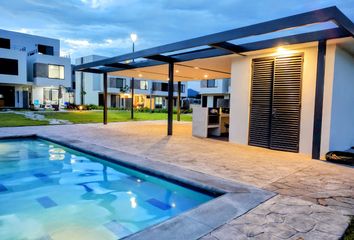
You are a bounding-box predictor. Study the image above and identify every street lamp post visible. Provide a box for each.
[130,33,137,119]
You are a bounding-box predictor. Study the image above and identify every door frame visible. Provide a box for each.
[248,53,304,152]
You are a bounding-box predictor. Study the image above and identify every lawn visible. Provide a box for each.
[0,113,48,127]
[0,111,192,127]
[39,110,192,124]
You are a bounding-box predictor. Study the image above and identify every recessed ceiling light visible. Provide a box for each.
[194,67,199,69]
[175,70,179,73]
[204,74,208,78]
[138,73,142,77]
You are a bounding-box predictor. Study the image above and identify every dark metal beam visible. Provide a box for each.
[80,68,105,74]
[209,42,246,56]
[167,63,174,135]
[104,62,134,69]
[145,54,177,63]
[74,6,350,71]
[177,81,181,121]
[312,40,327,159]
[81,28,349,75]
[103,72,108,125]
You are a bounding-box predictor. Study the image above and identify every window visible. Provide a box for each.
[33,63,48,78]
[155,97,163,108]
[48,65,64,79]
[207,79,216,88]
[37,44,54,55]
[0,38,10,49]
[43,88,59,104]
[109,77,124,88]
[0,58,18,75]
[140,80,148,90]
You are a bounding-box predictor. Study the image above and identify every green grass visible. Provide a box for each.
[0,113,48,127]
[39,110,192,124]
[343,217,354,240]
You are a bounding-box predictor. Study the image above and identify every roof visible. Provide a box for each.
[73,6,354,81]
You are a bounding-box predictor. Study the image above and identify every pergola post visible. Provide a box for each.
[312,40,327,159]
[131,77,134,119]
[177,81,181,121]
[103,72,108,125]
[167,62,174,135]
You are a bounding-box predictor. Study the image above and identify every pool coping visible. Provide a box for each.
[0,134,276,240]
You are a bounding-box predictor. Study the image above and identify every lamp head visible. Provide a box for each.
[130,33,138,43]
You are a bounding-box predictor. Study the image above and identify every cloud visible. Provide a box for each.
[80,0,114,9]
[0,0,353,62]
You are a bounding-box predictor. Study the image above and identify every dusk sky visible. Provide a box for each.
[1,0,353,62]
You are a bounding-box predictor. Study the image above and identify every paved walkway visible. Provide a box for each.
[0,121,353,239]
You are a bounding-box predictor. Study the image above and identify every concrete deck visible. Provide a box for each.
[0,121,353,239]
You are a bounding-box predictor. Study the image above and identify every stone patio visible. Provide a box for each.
[0,121,353,239]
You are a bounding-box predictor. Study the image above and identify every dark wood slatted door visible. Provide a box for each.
[249,58,274,148]
[270,55,303,152]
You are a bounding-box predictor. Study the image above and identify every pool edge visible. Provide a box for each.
[0,134,276,240]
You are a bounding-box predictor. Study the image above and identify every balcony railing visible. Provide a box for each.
[27,49,70,58]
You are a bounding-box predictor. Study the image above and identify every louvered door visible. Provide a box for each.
[249,54,303,152]
[249,57,274,148]
[270,55,302,152]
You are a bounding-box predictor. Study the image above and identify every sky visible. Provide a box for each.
[0,0,353,63]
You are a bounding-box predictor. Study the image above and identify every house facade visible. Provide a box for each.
[229,41,354,157]
[199,79,230,108]
[75,55,187,109]
[0,29,72,109]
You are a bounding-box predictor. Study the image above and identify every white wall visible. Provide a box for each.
[229,45,340,156]
[28,54,71,87]
[0,48,27,84]
[328,47,354,151]
[0,29,60,55]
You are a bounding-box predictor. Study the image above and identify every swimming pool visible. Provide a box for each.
[0,137,215,240]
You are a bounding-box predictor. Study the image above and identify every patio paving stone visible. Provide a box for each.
[0,121,352,239]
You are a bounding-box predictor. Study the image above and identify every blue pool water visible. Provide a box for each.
[0,138,214,240]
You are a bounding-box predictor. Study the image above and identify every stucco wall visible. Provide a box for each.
[229,45,339,156]
[27,54,71,88]
[0,48,27,85]
[328,47,354,151]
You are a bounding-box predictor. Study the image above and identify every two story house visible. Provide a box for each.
[199,79,230,108]
[0,29,72,109]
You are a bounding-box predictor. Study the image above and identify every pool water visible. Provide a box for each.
[0,138,213,240]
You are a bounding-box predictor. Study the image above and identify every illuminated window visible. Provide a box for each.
[48,65,64,79]
[140,80,148,90]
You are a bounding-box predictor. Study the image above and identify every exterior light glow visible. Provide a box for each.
[130,33,138,43]
[276,47,295,55]
[204,74,209,78]
[130,197,137,208]
[78,105,83,110]
[138,73,143,77]
[175,70,179,73]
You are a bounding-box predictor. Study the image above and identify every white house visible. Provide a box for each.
[0,29,72,108]
[75,55,187,109]
[198,79,230,108]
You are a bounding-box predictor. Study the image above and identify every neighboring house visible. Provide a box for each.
[0,29,72,108]
[199,79,230,108]
[75,55,187,109]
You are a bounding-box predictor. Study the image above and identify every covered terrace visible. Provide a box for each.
[73,6,354,159]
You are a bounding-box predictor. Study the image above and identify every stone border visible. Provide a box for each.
[0,134,275,240]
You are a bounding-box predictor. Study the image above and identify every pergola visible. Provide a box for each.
[73,6,354,159]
